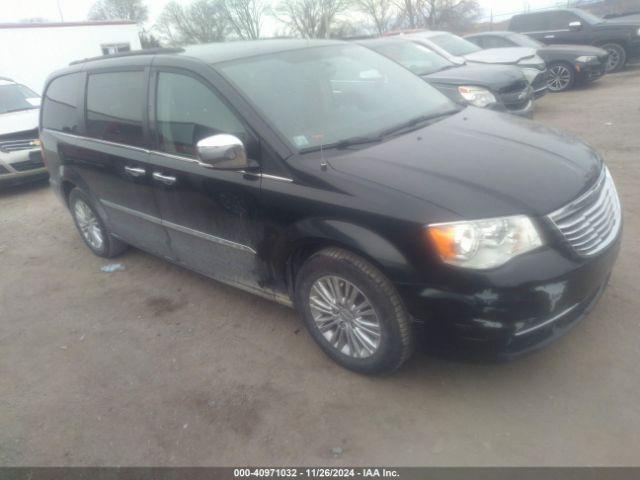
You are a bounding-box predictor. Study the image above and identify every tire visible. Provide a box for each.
[294,247,414,374]
[547,62,575,92]
[69,188,127,258]
[602,43,627,73]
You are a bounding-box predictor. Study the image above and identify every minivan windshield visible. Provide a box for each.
[369,41,455,76]
[427,33,482,57]
[218,44,458,151]
[0,83,40,114]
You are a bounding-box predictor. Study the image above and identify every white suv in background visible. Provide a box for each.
[0,77,47,188]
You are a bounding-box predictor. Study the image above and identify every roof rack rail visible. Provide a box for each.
[69,47,184,66]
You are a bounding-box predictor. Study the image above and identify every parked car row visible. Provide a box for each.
[37,38,622,373]
[0,77,47,188]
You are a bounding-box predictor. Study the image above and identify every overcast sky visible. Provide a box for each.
[1,0,562,28]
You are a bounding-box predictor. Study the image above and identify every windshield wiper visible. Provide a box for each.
[334,135,383,149]
[379,110,458,138]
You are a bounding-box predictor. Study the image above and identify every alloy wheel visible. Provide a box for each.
[309,275,382,358]
[548,65,572,91]
[605,48,620,72]
[74,199,104,251]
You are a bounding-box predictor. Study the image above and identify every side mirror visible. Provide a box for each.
[196,134,248,170]
[568,21,582,31]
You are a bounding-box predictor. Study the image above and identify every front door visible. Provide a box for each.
[70,68,172,258]
[147,68,266,290]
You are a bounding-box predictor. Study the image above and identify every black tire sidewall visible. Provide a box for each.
[295,251,409,374]
[69,189,111,257]
[602,44,626,72]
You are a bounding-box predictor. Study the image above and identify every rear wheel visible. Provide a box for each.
[294,247,414,374]
[69,188,127,258]
[547,62,575,92]
[602,43,626,72]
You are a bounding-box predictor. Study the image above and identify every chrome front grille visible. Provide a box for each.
[0,139,39,153]
[548,167,621,257]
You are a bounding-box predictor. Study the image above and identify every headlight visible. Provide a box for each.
[576,55,597,62]
[458,86,496,108]
[427,215,543,269]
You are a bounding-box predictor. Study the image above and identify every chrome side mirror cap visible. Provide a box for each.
[196,134,248,170]
[568,21,582,31]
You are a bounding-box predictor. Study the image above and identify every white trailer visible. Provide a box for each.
[0,21,142,93]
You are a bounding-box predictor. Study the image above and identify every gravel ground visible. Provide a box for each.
[1,67,639,467]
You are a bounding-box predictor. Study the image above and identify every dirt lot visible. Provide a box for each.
[2,67,639,467]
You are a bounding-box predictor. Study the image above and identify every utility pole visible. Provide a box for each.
[56,0,64,22]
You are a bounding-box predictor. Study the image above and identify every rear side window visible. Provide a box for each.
[548,11,580,30]
[86,71,145,146]
[155,72,245,158]
[42,73,82,132]
[511,13,549,32]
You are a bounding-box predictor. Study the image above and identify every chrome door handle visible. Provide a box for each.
[544,35,555,39]
[152,172,177,185]
[124,166,146,177]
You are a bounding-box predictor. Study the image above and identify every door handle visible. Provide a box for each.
[124,166,146,177]
[544,35,555,39]
[152,172,177,185]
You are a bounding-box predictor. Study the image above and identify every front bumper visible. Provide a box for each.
[575,59,607,82]
[521,67,548,98]
[491,99,534,118]
[0,149,48,188]
[397,232,621,358]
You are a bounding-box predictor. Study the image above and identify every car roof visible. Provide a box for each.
[466,31,512,38]
[357,37,412,47]
[70,39,346,70]
[181,38,344,64]
[0,76,17,86]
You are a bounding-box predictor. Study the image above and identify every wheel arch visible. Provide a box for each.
[278,218,417,298]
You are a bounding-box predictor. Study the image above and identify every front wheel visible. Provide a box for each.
[547,62,575,92]
[602,43,627,72]
[294,247,414,374]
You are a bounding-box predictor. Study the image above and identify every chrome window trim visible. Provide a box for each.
[101,199,257,255]
[45,129,294,183]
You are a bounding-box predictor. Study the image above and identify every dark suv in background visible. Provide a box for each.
[40,41,621,374]
[509,8,640,72]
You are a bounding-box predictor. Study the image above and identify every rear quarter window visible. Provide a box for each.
[42,73,82,132]
[510,12,549,32]
[86,71,145,146]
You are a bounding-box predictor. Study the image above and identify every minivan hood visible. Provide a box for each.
[0,109,39,136]
[464,47,537,65]
[327,107,602,220]
[424,63,525,90]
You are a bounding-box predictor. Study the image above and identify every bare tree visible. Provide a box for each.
[274,0,350,38]
[395,0,480,32]
[223,0,267,39]
[88,0,148,23]
[156,0,229,45]
[354,0,396,34]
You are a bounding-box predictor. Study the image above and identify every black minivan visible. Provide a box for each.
[40,40,621,374]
